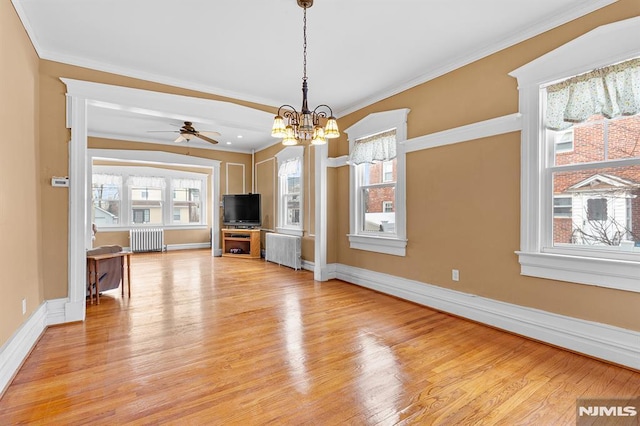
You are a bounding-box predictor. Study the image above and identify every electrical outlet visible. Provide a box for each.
[22,298,27,315]
[452,269,460,282]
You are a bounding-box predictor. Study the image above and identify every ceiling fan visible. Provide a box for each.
[150,121,220,145]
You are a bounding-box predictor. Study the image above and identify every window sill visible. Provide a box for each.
[276,227,304,237]
[348,234,407,256]
[516,251,640,293]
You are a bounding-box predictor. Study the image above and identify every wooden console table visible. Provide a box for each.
[86,250,132,305]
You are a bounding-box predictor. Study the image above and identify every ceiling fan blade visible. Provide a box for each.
[195,133,219,145]
[199,131,221,137]
[174,135,186,143]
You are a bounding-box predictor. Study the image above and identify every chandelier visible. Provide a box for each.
[271,0,340,146]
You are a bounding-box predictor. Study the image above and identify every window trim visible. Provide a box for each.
[93,165,207,229]
[509,16,640,292]
[275,146,304,237]
[345,109,409,256]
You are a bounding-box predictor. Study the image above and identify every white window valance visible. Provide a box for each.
[348,129,397,165]
[545,57,640,130]
[171,178,202,190]
[92,173,122,186]
[126,176,166,188]
[278,157,301,177]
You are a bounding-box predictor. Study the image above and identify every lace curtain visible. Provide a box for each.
[348,129,396,165]
[126,175,166,188]
[92,173,122,186]
[171,178,201,190]
[545,57,640,130]
[278,157,301,177]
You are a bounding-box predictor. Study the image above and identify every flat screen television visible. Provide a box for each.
[223,193,261,227]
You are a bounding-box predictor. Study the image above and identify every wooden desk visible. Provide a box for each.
[86,251,132,305]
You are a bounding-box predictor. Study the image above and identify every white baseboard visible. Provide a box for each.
[301,259,314,272]
[166,242,211,251]
[336,263,640,370]
[47,298,68,326]
[0,302,48,396]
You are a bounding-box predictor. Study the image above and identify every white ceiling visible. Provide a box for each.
[13,0,615,152]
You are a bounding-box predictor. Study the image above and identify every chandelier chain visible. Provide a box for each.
[303,6,307,81]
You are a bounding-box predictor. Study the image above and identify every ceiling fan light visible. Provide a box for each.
[324,117,340,139]
[271,115,287,138]
[282,125,298,146]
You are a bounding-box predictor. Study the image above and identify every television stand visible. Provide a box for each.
[222,228,260,259]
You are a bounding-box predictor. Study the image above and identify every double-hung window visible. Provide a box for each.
[510,17,640,292]
[346,109,409,256]
[276,146,304,236]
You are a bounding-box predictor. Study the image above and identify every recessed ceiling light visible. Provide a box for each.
[237,135,243,138]
[226,142,232,145]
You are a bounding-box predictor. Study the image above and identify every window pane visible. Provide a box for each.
[172,187,201,224]
[362,159,397,185]
[554,118,605,166]
[362,185,396,233]
[608,115,640,160]
[287,175,301,193]
[131,186,163,225]
[553,196,572,218]
[285,194,300,226]
[92,178,121,225]
[552,165,640,247]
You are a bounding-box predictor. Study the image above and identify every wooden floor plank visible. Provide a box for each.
[1,249,639,424]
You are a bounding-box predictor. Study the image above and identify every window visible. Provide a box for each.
[276,146,304,236]
[354,135,397,234]
[129,178,164,226]
[133,208,150,224]
[555,130,574,153]
[587,198,608,221]
[383,161,394,182]
[172,179,202,224]
[92,174,121,225]
[91,165,207,229]
[553,196,572,218]
[346,109,409,256]
[509,17,640,292]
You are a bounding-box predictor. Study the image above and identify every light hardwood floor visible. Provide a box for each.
[1,250,639,424]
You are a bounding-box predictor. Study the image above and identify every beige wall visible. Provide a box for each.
[253,142,317,262]
[0,2,43,347]
[2,0,639,353]
[330,0,640,330]
[38,64,261,298]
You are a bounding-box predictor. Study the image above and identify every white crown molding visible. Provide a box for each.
[55,53,283,109]
[336,263,640,370]
[15,1,617,119]
[10,0,45,57]
[336,0,619,117]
